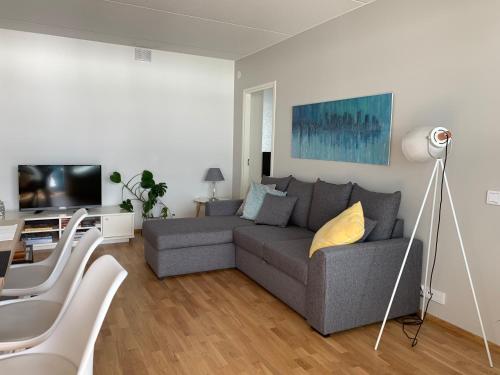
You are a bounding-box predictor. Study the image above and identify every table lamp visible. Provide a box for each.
[205,168,224,201]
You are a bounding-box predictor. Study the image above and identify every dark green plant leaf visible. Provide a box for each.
[110,171,122,183]
[160,206,170,218]
[142,170,153,181]
[143,199,154,215]
[140,179,155,189]
[119,199,133,212]
[140,170,155,189]
[150,182,167,197]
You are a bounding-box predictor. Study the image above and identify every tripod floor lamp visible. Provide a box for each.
[373,126,493,368]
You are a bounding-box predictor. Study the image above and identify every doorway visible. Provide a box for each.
[240,81,276,197]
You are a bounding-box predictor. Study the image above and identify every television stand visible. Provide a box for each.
[33,210,44,214]
[4,206,134,251]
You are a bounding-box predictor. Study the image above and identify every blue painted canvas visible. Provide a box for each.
[291,93,393,165]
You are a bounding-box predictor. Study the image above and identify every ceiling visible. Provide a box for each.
[0,0,375,60]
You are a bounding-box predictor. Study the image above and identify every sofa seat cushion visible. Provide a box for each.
[263,238,312,285]
[143,216,254,251]
[233,225,314,258]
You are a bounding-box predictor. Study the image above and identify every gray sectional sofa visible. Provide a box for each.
[143,177,422,336]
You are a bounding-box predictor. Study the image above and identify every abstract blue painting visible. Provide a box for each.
[292,93,393,165]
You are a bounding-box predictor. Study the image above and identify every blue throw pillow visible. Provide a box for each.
[241,182,286,220]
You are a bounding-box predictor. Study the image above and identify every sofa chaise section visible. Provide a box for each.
[143,216,253,277]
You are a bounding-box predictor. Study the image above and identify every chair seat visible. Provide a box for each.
[0,353,77,374]
[0,300,61,342]
[3,264,52,290]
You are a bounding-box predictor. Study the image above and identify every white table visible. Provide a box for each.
[0,219,24,292]
[193,197,230,217]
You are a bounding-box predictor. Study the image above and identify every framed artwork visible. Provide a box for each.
[291,93,393,165]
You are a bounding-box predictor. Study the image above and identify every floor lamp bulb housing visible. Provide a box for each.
[402,126,452,162]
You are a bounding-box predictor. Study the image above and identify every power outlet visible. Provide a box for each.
[420,285,446,305]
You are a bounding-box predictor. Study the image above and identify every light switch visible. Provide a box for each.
[486,190,500,205]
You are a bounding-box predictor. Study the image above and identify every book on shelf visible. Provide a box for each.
[24,237,54,245]
[23,227,56,232]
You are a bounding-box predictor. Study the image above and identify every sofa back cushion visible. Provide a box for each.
[308,179,353,232]
[348,183,401,241]
[261,175,293,192]
[286,178,314,228]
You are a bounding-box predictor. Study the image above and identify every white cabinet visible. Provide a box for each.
[5,206,135,250]
[102,214,134,239]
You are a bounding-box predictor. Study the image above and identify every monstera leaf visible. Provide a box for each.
[119,199,133,212]
[150,182,167,197]
[140,170,155,189]
[160,206,170,218]
[110,171,122,184]
[143,199,154,216]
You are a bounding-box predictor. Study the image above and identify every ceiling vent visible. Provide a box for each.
[135,47,152,62]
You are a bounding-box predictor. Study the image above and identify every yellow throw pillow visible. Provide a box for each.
[309,202,365,257]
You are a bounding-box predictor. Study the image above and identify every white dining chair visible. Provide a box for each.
[0,227,103,352]
[2,208,88,297]
[0,255,127,374]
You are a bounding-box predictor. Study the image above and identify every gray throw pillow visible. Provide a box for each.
[308,179,353,232]
[286,178,314,228]
[261,175,293,192]
[255,194,298,227]
[241,182,286,220]
[236,184,276,216]
[349,184,401,241]
[359,217,378,242]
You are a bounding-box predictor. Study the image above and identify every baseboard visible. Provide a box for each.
[424,312,500,352]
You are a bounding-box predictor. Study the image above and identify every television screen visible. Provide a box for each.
[18,165,102,211]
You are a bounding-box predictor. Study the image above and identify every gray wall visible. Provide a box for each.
[234,0,500,344]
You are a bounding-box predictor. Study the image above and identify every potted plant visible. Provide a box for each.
[110,170,171,218]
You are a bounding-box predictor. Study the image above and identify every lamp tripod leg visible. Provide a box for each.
[440,160,494,368]
[422,169,439,319]
[375,160,440,350]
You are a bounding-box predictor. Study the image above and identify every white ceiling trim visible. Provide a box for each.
[103,0,292,37]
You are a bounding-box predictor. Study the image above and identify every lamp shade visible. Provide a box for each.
[401,126,452,162]
[205,168,224,182]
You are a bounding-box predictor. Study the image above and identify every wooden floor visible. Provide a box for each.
[91,236,500,374]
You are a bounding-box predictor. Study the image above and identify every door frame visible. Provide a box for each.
[240,81,277,197]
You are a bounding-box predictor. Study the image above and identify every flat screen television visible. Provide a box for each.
[18,165,102,211]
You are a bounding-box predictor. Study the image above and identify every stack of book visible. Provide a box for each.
[23,234,54,246]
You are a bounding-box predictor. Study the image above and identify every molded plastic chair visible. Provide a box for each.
[0,255,127,374]
[2,208,88,297]
[0,228,103,352]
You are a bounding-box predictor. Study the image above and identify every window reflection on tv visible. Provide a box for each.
[18,165,102,211]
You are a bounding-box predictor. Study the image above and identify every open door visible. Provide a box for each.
[240,82,276,197]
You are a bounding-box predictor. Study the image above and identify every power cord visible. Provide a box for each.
[397,133,450,347]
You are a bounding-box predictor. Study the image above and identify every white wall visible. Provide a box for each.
[234,0,500,344]
[0,28,234,224]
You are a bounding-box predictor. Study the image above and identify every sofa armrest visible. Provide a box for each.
[306,238,422,335]
[205,199,243,216]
